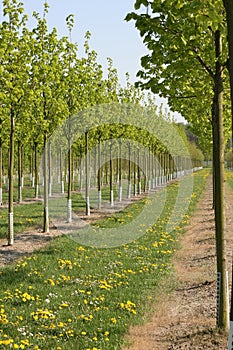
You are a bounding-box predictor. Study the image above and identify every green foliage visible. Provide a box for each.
[126,0,231,154]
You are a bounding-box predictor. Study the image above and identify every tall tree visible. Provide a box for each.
[31,3,67,232]
[1,0,31,244]
[126,0,230,330]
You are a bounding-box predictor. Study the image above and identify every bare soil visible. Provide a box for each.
[123,176,233,349]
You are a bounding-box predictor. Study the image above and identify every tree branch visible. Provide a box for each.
[166,94,197,99]
[193,48,215,79]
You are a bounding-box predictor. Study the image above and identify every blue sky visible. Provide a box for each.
[3,0,148,86]
[0,0,184,122]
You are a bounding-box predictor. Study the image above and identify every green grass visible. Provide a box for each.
[0,169,209,350]
[0,203,43,239]
[0,179,143,239]
[226,170,233,189]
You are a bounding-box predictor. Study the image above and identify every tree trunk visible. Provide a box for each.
[43,132,49,233]
[138,148,141,194]
[85,131,90,216]
[21,144,24,189]
[60,147,64,194]
[67,141,72,223]
[30,145,34,187]
[8,109,15,245]
[213,29,228,331]
[118,140,122,202]
[98,139,101,209]
[134,150,137,196]
[17,141,22,203]
[48,141,52,197]
[223,0,233,148]
[127,143,131,198]
[110,141,114,206]
[34,142,39,199]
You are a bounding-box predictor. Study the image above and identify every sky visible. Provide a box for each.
[0,0,185,122]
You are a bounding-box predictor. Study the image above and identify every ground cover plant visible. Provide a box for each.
[225,169,233,189]
[0,169,209,350]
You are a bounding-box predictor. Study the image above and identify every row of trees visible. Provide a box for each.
[0,0,204,246]
[126,0,233,335]
[0,0,134,243]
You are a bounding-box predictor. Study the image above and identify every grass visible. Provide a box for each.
[0,178,139,239]
[0,169,209,349]
[225,169,233,189]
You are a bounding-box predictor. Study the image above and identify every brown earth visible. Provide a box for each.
[123,175,232,349]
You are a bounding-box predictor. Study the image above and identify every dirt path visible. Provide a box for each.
[123,175,232,350]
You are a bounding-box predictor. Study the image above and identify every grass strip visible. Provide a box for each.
[0,169,209,350]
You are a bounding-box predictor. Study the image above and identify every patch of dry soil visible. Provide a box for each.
[123,176,232,350]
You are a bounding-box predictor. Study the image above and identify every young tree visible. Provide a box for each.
[1,0,32,244]
[126,0,230,330]
[30,4,67,232]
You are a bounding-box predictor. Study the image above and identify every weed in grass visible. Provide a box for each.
[0,169,209,349]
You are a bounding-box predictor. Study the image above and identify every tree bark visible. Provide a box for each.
[17,141,22,203]
[138,148,141,195]
[118,140,122,202]
[8,109,15,245]
[213,29,228,331]
[127,143,131,198]
[110,141,114,206]
[67,141,72,223]
[85,131,90,216]
[223,0,233,148]
[43,132,49,233]
[97,138,102,209]
[34,142,39,199]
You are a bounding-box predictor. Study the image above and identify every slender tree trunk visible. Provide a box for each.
[127,143,131,198]
[211,116,216,210]
[30,145,34,187]
[67,140,72,223]
[138,148,141,195]
[223,0,233,148]
[60,147,64,194]
[213,29,228,331]
[118,140,122,202]
[93,146,97,188]
[222,3,233,341]
[48,141,52,197]
[8,110,15,245]
[17,141,22,203]
[85,131,90,216]
[21,144,24,189]
[98,139,101,209]
[134,150,137,196]
[110,141,114,206]
[143,150,146,193]
[34,142,39,199]
[148,149,151,191]
[43,132,49,233]
[71,148,74,192]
